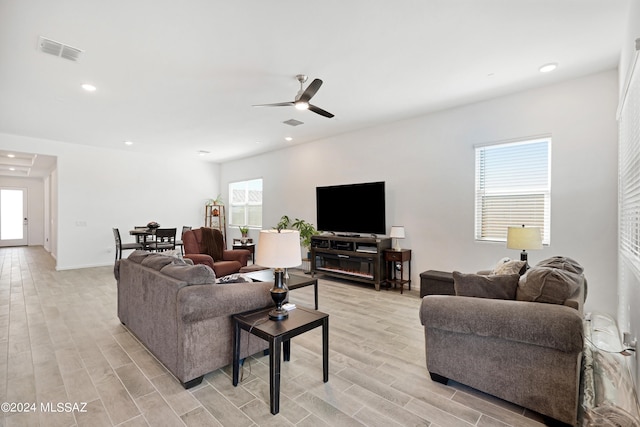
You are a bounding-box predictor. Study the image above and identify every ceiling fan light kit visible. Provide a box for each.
[253,74,334,118]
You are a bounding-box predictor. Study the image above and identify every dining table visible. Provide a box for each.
[129,228,156,247]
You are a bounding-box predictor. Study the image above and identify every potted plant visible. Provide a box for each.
[239,226,249,244]
[206,194,224,206]
[276,215,319,259]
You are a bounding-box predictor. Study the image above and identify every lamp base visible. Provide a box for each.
[520,250,532,270]
[269,308,289,321]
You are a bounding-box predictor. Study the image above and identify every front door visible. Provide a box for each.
[0,187,28,247]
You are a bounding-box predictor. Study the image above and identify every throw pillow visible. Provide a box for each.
[160,263,216,285]
[453,271,519,300]
[492,257,511,271]
[163,249,184,260]
[128,250,152,263]
[535,256,584,275]
[492,260,527,276]
[141,254,175,270]
[516,266,583,305]
[216,273,252,284]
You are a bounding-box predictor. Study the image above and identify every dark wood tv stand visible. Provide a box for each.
[310,235,391,290]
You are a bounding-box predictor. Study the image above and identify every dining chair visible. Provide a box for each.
[147,228,176,252]
[113,228,143,261]
[175,226,192,255]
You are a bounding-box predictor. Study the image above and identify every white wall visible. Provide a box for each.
[0,176,45,246]
[0,133,221,269]
[221,70,619,317]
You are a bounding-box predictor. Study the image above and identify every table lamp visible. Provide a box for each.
[256,229,302,321]
[390,226,405,251]
[506,225,542,264]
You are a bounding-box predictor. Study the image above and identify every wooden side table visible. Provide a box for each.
[232,242,256,264]
[232,307,329,415]
[384,249,412,294]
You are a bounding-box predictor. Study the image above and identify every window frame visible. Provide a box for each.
[228,178,263,228]
[474,137,551,245]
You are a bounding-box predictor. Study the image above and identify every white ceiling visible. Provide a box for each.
[0,0,630,175]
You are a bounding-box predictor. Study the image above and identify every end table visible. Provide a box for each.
[232,242,256,264]
[384,249,412,294]
[232,307,329,415]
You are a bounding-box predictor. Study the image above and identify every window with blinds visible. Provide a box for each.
[228,178,263,228]
[475,138,551,243]
[619,55,640,269]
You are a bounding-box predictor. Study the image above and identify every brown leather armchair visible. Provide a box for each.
[183,228,250,277]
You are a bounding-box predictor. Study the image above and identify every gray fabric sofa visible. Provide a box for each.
[115,250,273,388]
[419,257,587,426]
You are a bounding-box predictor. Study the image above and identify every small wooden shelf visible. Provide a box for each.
[205,204,226,245]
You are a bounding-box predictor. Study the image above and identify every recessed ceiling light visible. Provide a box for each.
[124,141,133,146]
[7,154,15,158]
[81,83,97,92]
[9,168,15,171]
[285,137,293,141]
[539,63,558,73]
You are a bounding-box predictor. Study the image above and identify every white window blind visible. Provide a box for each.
[619,52,640,273]
[475,138,551,243]
[228,179,263,228]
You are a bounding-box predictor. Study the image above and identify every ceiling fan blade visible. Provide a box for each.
[298,79,323,103]
[252,102,295,107]
[308,104,334,118]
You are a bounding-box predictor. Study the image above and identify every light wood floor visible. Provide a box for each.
[0,246,547,426]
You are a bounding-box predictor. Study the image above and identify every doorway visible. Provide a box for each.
[0,187,28,246]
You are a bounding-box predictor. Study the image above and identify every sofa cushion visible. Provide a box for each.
[453,271,519,300]
[492,260,527,275]
[516,266,583,305]
[141,253,178,270]
[161,263,216,284]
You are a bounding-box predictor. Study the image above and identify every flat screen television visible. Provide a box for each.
[316,181,386,236]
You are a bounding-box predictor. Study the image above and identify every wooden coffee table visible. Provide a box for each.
[232,306,329,415]
[244,269,318,309]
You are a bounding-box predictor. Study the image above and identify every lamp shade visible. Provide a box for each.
[256,229,302,268]
[389,226,405,239]
[506,226,542,250]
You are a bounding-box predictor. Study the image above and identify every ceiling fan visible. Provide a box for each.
[253,74,334,118]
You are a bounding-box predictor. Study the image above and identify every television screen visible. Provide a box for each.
[316,181,386,236]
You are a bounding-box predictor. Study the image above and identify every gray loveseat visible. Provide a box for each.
[419,257,586,426]
[115,250,272,388]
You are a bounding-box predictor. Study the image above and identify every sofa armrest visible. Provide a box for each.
[178,281,273,322]
[419,295,583,353]
[184,254,214,269]
[222,249,250,266]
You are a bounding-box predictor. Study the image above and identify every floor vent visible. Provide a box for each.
[38,36,83,62]
[283,119,304,127]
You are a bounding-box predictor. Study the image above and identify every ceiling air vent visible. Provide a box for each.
[283,119,304,127]
[38,36,83,62]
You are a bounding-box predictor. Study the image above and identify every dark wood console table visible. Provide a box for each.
[310,235,391,290]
